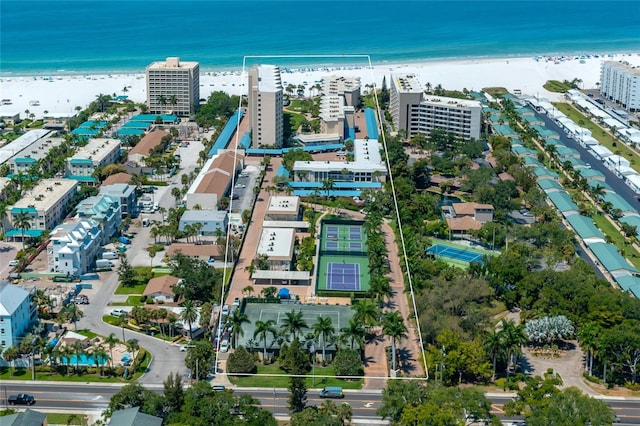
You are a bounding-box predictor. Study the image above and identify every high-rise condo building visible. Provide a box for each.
[248,65,284,148]
[390,74,481,140]
[600,61,640,112]
[146,57,200,116]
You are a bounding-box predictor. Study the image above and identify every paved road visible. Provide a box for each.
[4,382,640,424]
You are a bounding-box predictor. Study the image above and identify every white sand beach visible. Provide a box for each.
[1,53,639,119]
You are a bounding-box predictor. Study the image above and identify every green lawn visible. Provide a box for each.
[0,368,127,383]
[75,329,98,339]
[112,295,145,306]
[47,413,87,425]
[227,363,363,390]
[114,283,147,295]
[553,102,639,174]
[543,80,572,93]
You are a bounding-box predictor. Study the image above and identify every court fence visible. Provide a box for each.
[319,249,368,257]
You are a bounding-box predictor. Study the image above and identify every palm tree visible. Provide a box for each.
[500,319,527,376]
[171,186,182,206]
[484,329,505,381]
[228,309,250,349]
[253,319,277,362]
[13,210,32,249]
[180,300,199,341]
[61,345,74,375]
[169,94,178,113]
[322,178,335,198]
[313,316,335,362]
[126,339,140,367]
[71,340,85,372]
[339,318,366,351]
[65,303,83,331]
[2,346,20,376]
[281,310,308,341]
[319,399,337,416]
[336,403,352,426]
[368,275,392,309]
[105,333,118,368]
[115,315,128,342]
[352,299,378,328]
[156,95,167,113]
[382,311,408,372]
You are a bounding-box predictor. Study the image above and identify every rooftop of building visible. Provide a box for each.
[50,218,100,245]
[449,202,494,215]
[547,191,579,212]
[11,179,78,214]
[10,136,66,163]
[445,216,483,231]
[0,129,52,165]
[293,139,387,173]
[69,138,120,164]
[166,243,224,259]
[100,183,135,197]
[146,57,199,71]
[129,130,169,157]
[257,227,295,260]
[143,275,179,297]
[179,209,228,222]
[322,75,361,93]
[253,64,283,92]
[421,95,482,109]
[566,215,605,240]
[392,74,423,93]
[267,196,300,214]
[192,151,244,195]
[103,172,133,186]
[602,60,640,75]
[109,407,163,426]
[0,280,32,316]
[76,194,120,218]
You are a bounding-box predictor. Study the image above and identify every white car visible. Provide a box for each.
[8,260,19,267]
[221,305,230,317]
[179,344,195,352]
[220,339,229,353]
[110,309,127,317]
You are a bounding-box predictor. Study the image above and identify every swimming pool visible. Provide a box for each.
[47,337,59,348]
[61,354,107,366]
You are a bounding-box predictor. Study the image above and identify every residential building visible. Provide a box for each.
[109,407,163,426]
[8,179,78,239]
[146,57,200,116]
[291,139,386,195]
[48,219,102,276]
[186,151,244,209]
[100,183,137,217]
[75,194,122,244]
[319,95,354,138]
[322,75,361,107]
[143,276,178,303]
[66,138,121,182]
[127,130,169,165]
[600,61,640,112]
[265,196,301,221]
[442,202,494,233]
[179,210,228,236]
[6,136,65,176]
[0,129,52,167]
[166,243,224,265]
[390,74,481,140]
[0,281,37,353]
[0,408,47,425]
[256,228,295,271]
[248,65,284,148]
[103,172,132,186]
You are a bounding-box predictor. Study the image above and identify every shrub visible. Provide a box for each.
[333,348,363,377]
[227,346,257,375]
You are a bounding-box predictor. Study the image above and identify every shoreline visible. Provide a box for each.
[2,50,639,78]
[2,53,640,119]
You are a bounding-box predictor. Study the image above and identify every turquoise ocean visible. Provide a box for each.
[1,0,640,76]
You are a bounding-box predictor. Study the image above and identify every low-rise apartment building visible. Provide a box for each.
[127,130,169,165]
[265,196,301,221]
[66,138,121,181]
[48,219,102,276]
[256,227,295,271]
[0,129,52,169]
[8,179,78,238]
[6,135,66,176]
[75,194,122,245]
[0,281,37,353]
[186,151,244,209]
[179,210,228,236]
[100,183,137,218]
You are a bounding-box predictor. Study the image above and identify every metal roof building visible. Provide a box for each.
[547,191,579,216]
[565,215,605,244]
[589,242,639,276]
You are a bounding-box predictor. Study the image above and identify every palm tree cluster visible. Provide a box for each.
[484,319,527,380]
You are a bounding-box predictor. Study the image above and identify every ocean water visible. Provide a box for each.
[1,0,639,76]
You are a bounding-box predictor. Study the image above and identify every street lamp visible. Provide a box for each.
[309,343,316,386]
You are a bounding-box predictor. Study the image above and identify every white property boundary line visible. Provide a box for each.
[214,54,428,381]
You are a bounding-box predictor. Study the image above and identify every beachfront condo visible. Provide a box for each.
[390,74,482,140]
[146,57,200,116]
[600,61,640,112]
[248,65,284,148]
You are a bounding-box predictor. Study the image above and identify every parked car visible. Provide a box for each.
[232,297,240,307]
[220,339,229,353]
[179,344,195,352]
[8,260,19,267]
[110,308,127,317]
[102,251,119,260]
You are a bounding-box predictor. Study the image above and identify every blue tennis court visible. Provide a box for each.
[327,226,339,233]
[427,244,484,263]
[349,242,362,250]
[326,241,339,249]
[326,262,361,290]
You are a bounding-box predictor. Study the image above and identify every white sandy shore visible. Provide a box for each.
[1,53,639,119]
